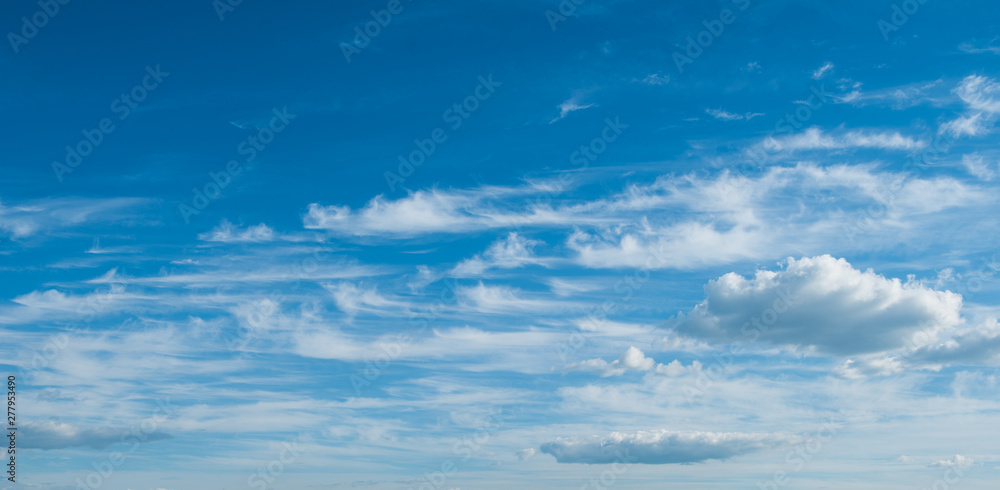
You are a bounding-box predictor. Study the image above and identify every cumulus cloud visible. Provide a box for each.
[567,222,767,270]
[540,430,795,464]
[676,255,963,356]
[303,186,606,237]
[566,346,655,376]
[302,164,988,252]
[199,220,275,242]
[22,421,171,450]
[907,319,1000,366]
[929,455,975,468]
[833,355,903,379]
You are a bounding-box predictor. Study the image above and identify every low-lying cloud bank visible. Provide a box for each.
[540,430,795,464]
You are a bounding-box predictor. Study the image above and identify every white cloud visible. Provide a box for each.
[960,154,997,180]
[908,319,1000,366]
[305,191,476,236]
[958,42,1000,55]
[546,278,602,297]
[762,127,926,152]
[833,355,903,379]
[639,73,670,86]
[303,186,604,237]
[676,255,963,356]
[705,108,764,121]
[550,96,596,123]
[939,113,989,137]
[566,346,655,376]
[293,325,566,370]
[516,448,536,461]
[22,420,171,450]
[811,62,834,80]
[835,80,946,109]
[452,232,543,276]
[929,455,975,468]
[940,75,1000,137]
[302,163,989,253]
[458,283,572,314]
[951,370,999,398]
[199,220,276,242]
[324,282,408,317]
[540,430,795,464]
[954,75,1000,114]
[654,359,704,377]
[0,197,149,239]
[567,222,767,270]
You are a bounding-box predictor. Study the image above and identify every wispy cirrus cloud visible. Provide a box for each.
[0,197,151,239]
[550,95,596,123]
[761,127,926,152]
[811,61,834,80]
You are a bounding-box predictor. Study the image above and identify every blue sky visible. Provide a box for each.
[3,0,1000,488]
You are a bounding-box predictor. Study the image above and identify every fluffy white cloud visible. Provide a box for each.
[199,220,275,242]
[302,164,990,263]
[303,186,606,237]
[567,222,767,270]
[566,346,655,376]
[908,319,1000,366]
[676,255,963,356]
[833,355,904,379]
[929,454,975,468]
[540,430,795,464]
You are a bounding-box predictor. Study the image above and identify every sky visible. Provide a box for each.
[2,0,1000,488]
